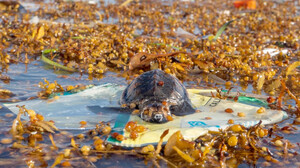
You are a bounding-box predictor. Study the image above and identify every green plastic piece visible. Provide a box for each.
[212,20,234,41]
[41,49,77,72]
[238,96,268,107]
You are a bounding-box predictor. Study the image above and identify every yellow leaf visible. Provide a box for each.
[286,61,300,76]
[156,129,169,154]
[203,137,216,157]
[173,63,185,72]
[71,138,77,148]
[191,149,201,160]
[32,28,37,39]
[194,60,209,69]
[49,134,57,149]
[266,78,281,93]
[120,0,134,7]
[202,145,211,157]
[173,146,195,163]
[50,153,64,168]
[110,59,126,65]
[0,3,7,10]
[208,35,215,41]
[35,121,55,133]
[44,121,58,131]
[36,25,45,40]
[97,62,107,69]
[12,142,28,148]
[164,131,181,156]
[256,73,265,91]
[164,131,195,156]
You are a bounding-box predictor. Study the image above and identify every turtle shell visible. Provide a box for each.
[120,69,195,117]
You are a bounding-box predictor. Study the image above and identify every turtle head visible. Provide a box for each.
[140,101,171,123]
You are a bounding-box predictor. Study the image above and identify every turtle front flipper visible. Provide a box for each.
[87,106,132,114]
[170,102,195,116]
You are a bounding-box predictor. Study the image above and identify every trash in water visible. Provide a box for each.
[4,84,287,147]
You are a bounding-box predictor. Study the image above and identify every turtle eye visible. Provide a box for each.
[140,55,147,61]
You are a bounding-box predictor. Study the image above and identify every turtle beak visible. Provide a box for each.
[140,111,168,123]
[150,113,168,123]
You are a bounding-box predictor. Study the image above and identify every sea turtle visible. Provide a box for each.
[120,69,195,123]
